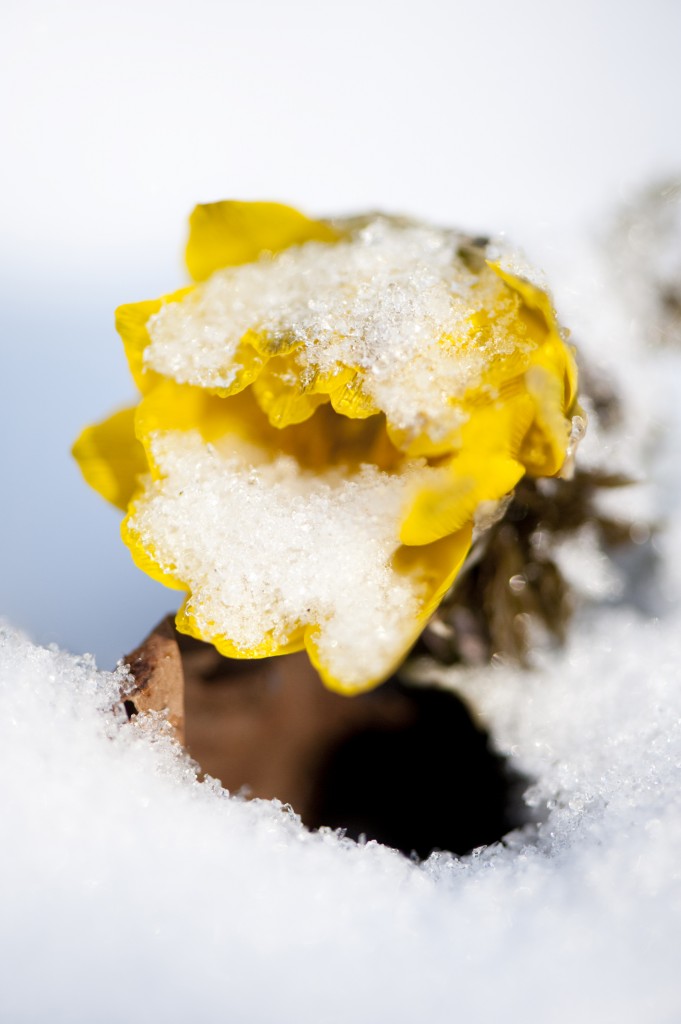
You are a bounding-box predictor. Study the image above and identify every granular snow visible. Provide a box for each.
[127,430,430,686]
[145,219,534,443]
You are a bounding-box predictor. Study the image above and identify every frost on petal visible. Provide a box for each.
[124,429,449,691]
[145,219,564,454]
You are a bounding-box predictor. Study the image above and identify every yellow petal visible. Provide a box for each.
[134,377,403,477]
[252,354,330,428]
[203,332,268,400]
[385,417,464,460]
[489,260,580,414]
[401,455,525,546]
[133,379,270,479]
[121,511,187,592]
[305,525,473,694]
[400,395,534,545]
[115,287,194,394]
[394,526,474,631]
[520,362,571,476]
[176,603,307,659]
[326,369,381,420]
[185,200,339,282]
[246,327,306,358]
[252,357,381,429]
[72,406,147,510]
[488,262,558,333]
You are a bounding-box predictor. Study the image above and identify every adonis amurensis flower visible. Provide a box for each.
[74,202,581,694]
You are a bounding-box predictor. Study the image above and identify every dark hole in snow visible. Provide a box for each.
[123,699,138,719]
[125,618,526,861]
[307,681,520,860]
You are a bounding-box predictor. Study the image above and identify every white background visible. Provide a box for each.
[2,0,680,665]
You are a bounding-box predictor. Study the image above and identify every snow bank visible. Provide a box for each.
[3,568,681,1023]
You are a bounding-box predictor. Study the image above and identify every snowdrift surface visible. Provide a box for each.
[2,236,681,1023]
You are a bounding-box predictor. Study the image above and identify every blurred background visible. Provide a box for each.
[2,0,680,667]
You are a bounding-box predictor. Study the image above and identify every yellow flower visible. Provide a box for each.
[73,201,580,694]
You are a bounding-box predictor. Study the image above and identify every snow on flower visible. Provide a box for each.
[73,202,579,692]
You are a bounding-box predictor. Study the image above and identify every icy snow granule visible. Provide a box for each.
[145,218,531,441]
[127,430,429,687]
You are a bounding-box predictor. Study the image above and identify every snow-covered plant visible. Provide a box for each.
[73,202,580,693]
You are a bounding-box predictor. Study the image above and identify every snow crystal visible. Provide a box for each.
[145,218,534,443]
[127,430,431,686]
